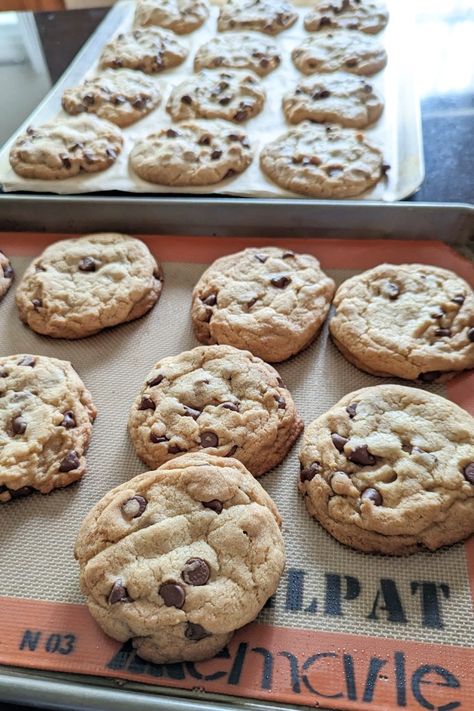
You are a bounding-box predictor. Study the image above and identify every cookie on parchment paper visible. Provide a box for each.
[0,250,14,301]
[304,0,389,34]
[292,30,387,76]
[299,385,474,555]
[134,0,209,34]
[194,32,281,77]
[100,27,188,74]
[218,0,298,35]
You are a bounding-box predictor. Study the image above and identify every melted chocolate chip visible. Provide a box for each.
[106,148,116,160]
[182,558,210,586]
[183,405,201,419]
[211,150,222,160]
[9,486,34,499]
[122,495,147,518]
[221,401,239,411]
[346,404,357,419]
[300,462,321,482]
[167,129,179,138]
[108,579,131,604]
[181,94,193,104]
[59,450,80,472]
[452,294,465,305]
[150,433,169,443]
[147,374,164,387]
[345,58,359,67]
[463,463,474,484]
[185,622,209,641]
[203,499,223,513]
[138,396,155,411]
[331,433,348,453]
[200,431,218,448]
[202,293,217,306]
[60,411,76,428]
[361,488,382,506]
[31,298,42,309]
[270,274,291,289]
[17,356,35,367]
[254,253,268,263]
[348,445,376,466]
[419,371,441,382]
[435,328,452,337]
[159,582,185,608]
[12,416,27,435]
[78,256,97,272]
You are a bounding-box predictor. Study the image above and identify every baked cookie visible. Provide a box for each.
[167,70,265,123]
[194,33,281,77]
[0,355,96,503]
[100,28,188,74]
[283,74,383,128]
[75,453,285,663]
[305,0,389,34]
[218,0,298,35]
[62,69,161,128]
[134,0,209,33]
[9,116,123,181]
[128,344,303,476]
[292,31,387,75]
[330,263,474,380]
[0,250,14,301]
[192,247,335,362]
[130,121,252,186]
[299,385,474,555]
[16,233,162,339]
[260,123,384,198]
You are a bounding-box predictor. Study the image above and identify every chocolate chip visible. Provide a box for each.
[200,431,218,448]
[202,308,213,323]
[150,433,169,443]
[276,376,285,387]
[168,443,184,454]
[108,579,131,604]
[385,282,400,300]
[159,582,185,608]
[468,328,474,342]
[361,488,382,506]
[381,163,391,175]
[113,95,126,105]
[147,374,164,387]
[122,495,147,518]
[401,443,412,453]
[219,97,231,106]
[234,110,248,122]
[203,499,223,513]
[138,396,155,411]
[221,401,239,411]
[60,154,71,168]
[463,463,474,484]
[17,356,35,367]
[198,135,211,146]
[60,411,76,428]
[345,58,358,67]
[31,298,42,309]
[211,150,222,160]
[431,309,444,319]
[260,58,270,68]
[181,94,193,104]
[112,58,123,67]
[84,150,94,163]
[331,433,348,452]
[133,97,148,110]
[202,293,217,306]
[275,395,286,409]
[346,404,357,419]
[313,89,331,100]
[226,444,238,457]
[182,558,210,586]
[320,15,332,25]
[363,83,372,93]
[435,328,452,337]
[419,371,441,382]
[300,462,321,482]
[452,294,465,305]
[106,148,116,160]
[167,129,179,138]
[78,256,96,272]
[254,253,268,263]
[9,486,34,499]
[185,622,209,641]
[183,405,201,419]
[348,445,376,466]
[270,274,291,289]
[59,450,80,472]
[282,251,295,258]
[2,262,13,279]
[0,368,7,377]
[12,416,27,435]
[247,296,258,308]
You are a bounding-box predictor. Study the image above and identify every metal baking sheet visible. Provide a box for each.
[0,0,424,200]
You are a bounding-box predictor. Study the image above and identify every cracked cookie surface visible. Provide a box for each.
[128,344,303,476]
[292,30,387,75]
[75,453,285,663]
[283,73,383,128]
[192,246,335,362]
[130,121,252,186]
[134,0,209,33]
[329,263,474,380]
[218,0,298,35]
[260,123,384,198]
[0,250,14,301]
[299,385,474,555]
[16,233,162,339]
[100,27,188,74]
[0,354,96,503]
[194,32,281,77]
[167,70,265,123]
[304,0,388,34]
[9,115,123,180]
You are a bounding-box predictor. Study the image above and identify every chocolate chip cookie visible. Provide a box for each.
[260,123,384,198]
[130,121,252,186]
[16,233,162,339]
[134,0,209,34]
[0,355,96,503]
[167,70,265,123]
[100,28,188,74]
[330,263,474,380]
[75,453,285,663]
[194,33,281,77]
[62,69,161,128]
[218,0,298,35]
[128,344,303,476]
[192,247,335,362]
[292,30,387,75]
[9,116,123,180]
[0,250,14,301]
[299,384,474,555]
[283,74,383,128]
[305,0,389,34]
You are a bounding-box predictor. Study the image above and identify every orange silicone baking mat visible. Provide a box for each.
[0,233,473,711]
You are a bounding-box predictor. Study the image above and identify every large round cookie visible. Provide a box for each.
[62,69,161,127]
[292,31,387,75]
[218,0,298,35]
[134,0,209,33]
[0,355,96,503]
[194,33,281,77]
[9,116,123,181]
[0,250,14,301]
[260,123,384,198]
[299,385,474,555]
[305,0,389,34]
[192,247,335,362]
[100,28,188,74]
[283,74,383,128]
[130,121,252,186]
[167,70,265,123]
[329,263,474,380]
[16,234,162,339]
[128,344,303,476]
[75,453,285,663]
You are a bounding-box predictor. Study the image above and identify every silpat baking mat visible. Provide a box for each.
[0,0,423,200]
[0,234,473,711]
